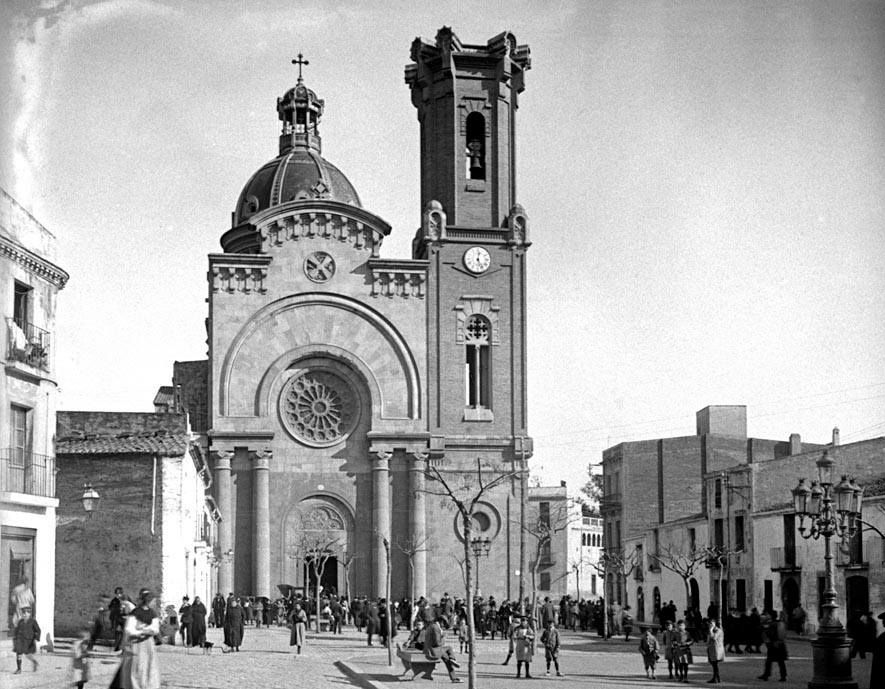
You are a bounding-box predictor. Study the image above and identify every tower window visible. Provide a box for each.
[464,315,490,408]
[465,112,486,180]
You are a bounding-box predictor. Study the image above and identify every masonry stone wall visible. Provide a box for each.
[58,411,187,438]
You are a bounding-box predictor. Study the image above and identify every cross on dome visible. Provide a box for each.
[292,53,309,82]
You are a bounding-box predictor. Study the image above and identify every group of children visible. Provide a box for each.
[639,618,725,683]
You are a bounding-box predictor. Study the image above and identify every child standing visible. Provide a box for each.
[71,630,91,689]
[639,627,660,679]
[540,620,563,677]
[661,620,677,679]
[456,613,468,653]
[12,606,41,674]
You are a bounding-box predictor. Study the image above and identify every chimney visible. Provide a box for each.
[789,433,802,455]
[832,427,840,446]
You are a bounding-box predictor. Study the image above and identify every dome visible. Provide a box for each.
[233,149,362,227]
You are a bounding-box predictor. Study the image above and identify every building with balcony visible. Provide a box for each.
[53,411,216,635]
[601,405,885,633]
[0,189,68,644]
[567,504,603,601]
[526,484,572,600]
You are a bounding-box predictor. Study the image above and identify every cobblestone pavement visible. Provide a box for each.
[1,626,875,688]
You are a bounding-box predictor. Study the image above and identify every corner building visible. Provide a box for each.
[204,28,533,601]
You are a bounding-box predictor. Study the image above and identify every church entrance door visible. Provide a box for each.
[304,555,339,598]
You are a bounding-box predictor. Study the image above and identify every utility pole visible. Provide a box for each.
[518,436,527,615]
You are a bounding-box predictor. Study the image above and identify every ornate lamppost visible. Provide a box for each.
[791,450,863,689]
[470,536,492,594]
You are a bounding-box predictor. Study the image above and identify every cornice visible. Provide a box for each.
[0,235,69,288]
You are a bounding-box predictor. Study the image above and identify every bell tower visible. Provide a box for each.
[405,27,530,229]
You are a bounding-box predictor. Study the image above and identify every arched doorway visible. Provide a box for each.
[689,578,700,611]
[637,587,645,622]
[653,586,662,621]
[781,577,800,622]
[282,497,352,598]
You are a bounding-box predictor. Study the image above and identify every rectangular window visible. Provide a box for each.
[540,571,551,590]
[783,514,796,566]
[13,282,31,329]
[613,471,620,495]
[735,515,745,551]
[591,573,597,596]
[764,580,773,612]
[736,579,746,610]
[540,540,551,563]
[539,501,550,529]
[714,518,724,548]
[464,315,491,409]
[614,520,621,549]
[10,405,30,466]
[714,478,722,509]
[688,527,697,552]
[1,527,36,639]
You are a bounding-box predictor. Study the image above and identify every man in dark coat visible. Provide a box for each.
[13,607,41,674]
[211,593,226,628]
[178,596,192,646]
[870,611,885,689]
[224,598,245,651]
[425,616,461,683]
[190,596,207,647]
[108,586,126,651]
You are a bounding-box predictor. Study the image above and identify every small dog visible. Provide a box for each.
[202,641,214,655]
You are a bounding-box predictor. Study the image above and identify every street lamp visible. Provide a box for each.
[790,450,863,689]
[81,483,100,516]
[470,536,492,593]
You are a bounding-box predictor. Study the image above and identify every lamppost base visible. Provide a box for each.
[807,632,857,689]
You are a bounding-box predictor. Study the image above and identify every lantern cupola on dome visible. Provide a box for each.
[277,53,323,155]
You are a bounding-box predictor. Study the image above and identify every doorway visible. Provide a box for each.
[781,576,800,619]
[689,578,700,611]
[304,554,339,598]
[845,575,869,620]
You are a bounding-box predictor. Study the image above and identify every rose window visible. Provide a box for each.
[280,371,357,446]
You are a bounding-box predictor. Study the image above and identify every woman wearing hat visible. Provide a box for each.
[110,588,161,689]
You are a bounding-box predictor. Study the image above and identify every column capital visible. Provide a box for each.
[374,450,393,463]
[251,448,272,469]
[212,449,234,469]
[410,450,429,464]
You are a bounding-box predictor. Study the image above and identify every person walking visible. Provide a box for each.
[253,597,264,629]
[70,629,91,689]
[190,596,207,647]
[513,616,536,679]
[211,593,226,629]
[288,603,308,655]
[541,620,563,677]
[110,588,161,689]
[639,626,659,679]
[672,619,693,683]
[178,596,192,647]
[757,610,788,682]
[662,619,678,679]
[224,598,245,651]
[366,599,380,647]
[706,618,725,683]
[12,605,41,674]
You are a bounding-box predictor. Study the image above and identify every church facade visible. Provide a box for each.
[201,28,533,602]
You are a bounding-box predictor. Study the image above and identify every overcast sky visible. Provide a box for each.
[2,0,883,491]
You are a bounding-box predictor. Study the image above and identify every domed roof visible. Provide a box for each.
[233,149,362,226]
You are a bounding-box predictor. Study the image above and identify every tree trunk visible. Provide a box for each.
[683,577,692,615]
[463,512,476,689]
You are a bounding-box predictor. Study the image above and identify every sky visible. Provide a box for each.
[1,0,883,492]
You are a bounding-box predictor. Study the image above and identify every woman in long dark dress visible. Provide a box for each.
[224,598,245,651]
[189,596,207,647]
[288,603,308,655]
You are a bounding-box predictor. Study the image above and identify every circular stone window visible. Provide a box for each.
[304,251,335,282]
[280,371,358,446]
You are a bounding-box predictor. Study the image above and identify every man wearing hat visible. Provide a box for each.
[870,611,885,689]
[12,606,41,674]
[178,596,192,646]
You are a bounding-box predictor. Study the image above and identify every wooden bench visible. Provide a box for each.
[396,643,441,680]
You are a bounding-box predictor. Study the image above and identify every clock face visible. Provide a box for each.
[463,246,491,274]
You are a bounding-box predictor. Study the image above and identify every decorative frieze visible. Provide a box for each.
[0,235,69,288]
[209,256,270,294]
[260,210,387,258]
[368,260,428,299]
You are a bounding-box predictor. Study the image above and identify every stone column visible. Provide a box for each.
[409,451,428,600]
[214,450,234,594]
[252,449,272,598]
[373,450,392,598]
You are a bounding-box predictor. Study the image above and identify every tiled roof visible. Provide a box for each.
[56,431,189,456]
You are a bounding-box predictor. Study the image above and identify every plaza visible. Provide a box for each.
[1,624,875,689]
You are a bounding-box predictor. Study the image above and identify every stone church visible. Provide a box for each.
[188,27,534,602]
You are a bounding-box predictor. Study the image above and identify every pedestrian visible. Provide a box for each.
[70,629,91,689]
[456,612,468,653]
[366,599,380,646]
[424,615,462,683]
[12,605,40,674]
[224,598,245,651]
[541,619,563,677]
[662,619,677,679]
[639,626,659,679]
[757,610,788,682]
[502,614,520,665]
[253,597,264,629]
[109,588,161,689]
[108,587,126,652]
[178,596,192,647]
[288,603,308,655]
[870,611,885,689]
[672,619,693,683]
[190,596,207,647]
[513,616,535,679]
[623,605,634,641]
[706,618,725,683]
[212,593,226,629]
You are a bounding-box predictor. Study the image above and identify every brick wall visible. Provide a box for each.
[58,411,187,438]
[173,360,208,433]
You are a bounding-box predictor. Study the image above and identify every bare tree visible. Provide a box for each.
[423,458,523,689]
[520,499,580,625]
[589,546,641,638]
[648,543,710,613]
[338,550,359,604]
[396,534,431,610]
[294,532,340,632]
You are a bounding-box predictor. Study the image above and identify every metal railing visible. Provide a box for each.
[0,448,55,497]
[6,318,51,371]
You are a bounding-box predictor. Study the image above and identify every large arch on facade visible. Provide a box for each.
[218,292,421,420]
